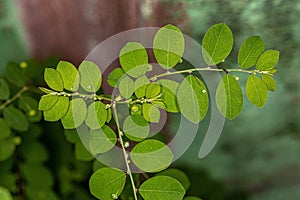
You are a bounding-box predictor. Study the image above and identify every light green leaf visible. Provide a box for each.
[157,168,191,190]
[43,96,69,122]
[62,98,87,129]
[0,187,13,200]
[134,75,149,98]
[3,107,29,132]
[0,140,15,161]
[0,118,11,139]
[75,141,93,161]
[184,197,203,200]
[85,101,107,130]
[44,68,64,91]
[177,75,209,123]
[89,167,126,200]
[56,61,80,91]
[157,79,179,112]
[131,139,173,172]
[153,24,185,69]
[0,79,10,100]
[123,115,149,141]
[119,42,149,78]
[246,75,268,107]
[216,74,243,120]
[5,62,25,87]
[107,68,125,87]
[146,83,161,98]
[38,87,53,94]
[39,94,58,111]
[256,50,280,70]
[139,176,185,200]
[89,125,117,155]
[202,23,233,65]
[79,60,102,92]
[119,76,134,99]
[262,74,276,92]
[142,104,160,123]
[238,36,265,69]
[106,108,112,123]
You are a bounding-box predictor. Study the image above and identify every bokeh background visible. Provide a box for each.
[0,0,299,199]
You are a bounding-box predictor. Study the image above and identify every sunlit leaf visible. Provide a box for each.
[79,60,102,92]
[43,96,69,122]
[0,186,13,200]
[157,168,191,190]
[61,98,87,129]
[142,104,160,123]
[262,74,276,92]
[157,79,179,112]
[85,101,107,130]
[107,68,125,87]
[44,68,64,91]
[134,75,149,98]
[246,75,268,107]
[146,83,161,98]
[56,61,80,91]
[119,76,134,99]
[39,94,58,111]
[123,115,149,141]
[256,50,280,70]
[89,125,116,154]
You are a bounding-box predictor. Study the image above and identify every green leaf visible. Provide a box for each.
[20,142,48,163]
[18,96,42,122]
[119,76,134,99]
[139,176,185,200]
[21,163,54,188]
[0,79,10,100]
[177,75,209,123]
[38,87,53,94]
[246,75,268,107]
[106,108,112,123]
[85,101,107,130]
[153,24,185,69]
[131,139,173,172]
[256,50,280,70]
[39,94,58,111]
[142,104,160,123]
[5,62,25,87]
[61,98,87,129]
[157,79,179,112]
[216,74,243,120]
[89,125,116,155]
[0,140,15,161]
[157,168,191,190]
[238,36,265,69]
[75,141,93,161]
[3,107,29,132]
[79,60,102,92]
[0,118,11,139]
[64,129,80,144]
[123,115,149,141]
[119,42,149,78]
[262,74,276,92]
[184,197,203,200]
[43,96,69,121]
[0,187,13,200]
[44,68,64,91]
[202,23,233,65]
[107,68,125,87]
[56,61,80,91]
[146,83,161,98]
[134,75,150,98]
[89,168,126,200]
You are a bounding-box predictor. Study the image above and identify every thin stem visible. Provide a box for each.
[149,67,273,81]
[0,86,28,111]
[45,90,113,102]
[112,103,138,200]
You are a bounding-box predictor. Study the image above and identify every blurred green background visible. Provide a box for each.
[0,0,299,199]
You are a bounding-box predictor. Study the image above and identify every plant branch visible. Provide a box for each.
[112,103,138,200]
[0,86,28,111]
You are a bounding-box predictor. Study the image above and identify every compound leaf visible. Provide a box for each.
[153,24,184,69]
[56,61,80,91]
[246,75,268,107]
[44,68,64,91]
[79,60,102,92]
[202,23,233,65]
[131,139,173,172]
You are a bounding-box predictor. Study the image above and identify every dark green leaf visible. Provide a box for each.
[0,140,15,161]
[139,176,185,200]
[157,168,191,190]
[56,61,80,91]
[238,36,265,69]
[0,79,10,100]
[64,129,80,144]
[153,24,185,69]
[107,68,125,87]
[256,50,280,70]
[85,101,107,130]
[3,107,29,132]
[43,96,69,121]
[0,118,11,139]
[262,74,276,92]
[123,115,149,141]
[131,139,173,172]
[44,68,64,91]
[246,75,268,107]
[216,74,243,119]
[75,141,93,161]
[39,94,58,111]
[119,42,149,78]
[119,76,134,99]
[79,60,102,92]
[146,83,161,98]
[89,125,117,154]
[62,98,87,129]
[21,163,54,188]
[202,23,233,65]
[89,168,126,200]
[184,197,203,200]
[177,75,209,123]
[5,62,25,87]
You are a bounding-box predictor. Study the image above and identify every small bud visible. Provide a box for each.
[119,131,124,136]
[13,136,22,145]
[127,160,131,164]
[131,105,139,112]
[28,109,36,116]
[124,142,130,148]
[20,62,28,69]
